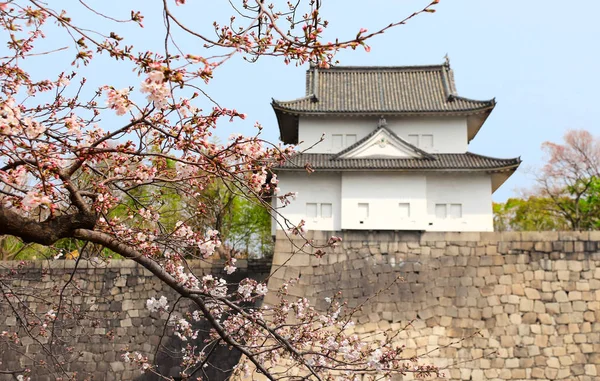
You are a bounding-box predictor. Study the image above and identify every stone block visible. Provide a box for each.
[531,368,545,378]
[569,291,583,301]
[522,231,559,241]
[110,362,125,372]
[525,287,541,300]
[585,364,598,376]
[555,291,569,302]
[559,231,589,241]
[534,241,552,253]
[569,260,584,272]
[499,231,522,241]
[519,298,534,312]
[485,245,498,255]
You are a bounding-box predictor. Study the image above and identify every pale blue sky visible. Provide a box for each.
[20,1,600,201]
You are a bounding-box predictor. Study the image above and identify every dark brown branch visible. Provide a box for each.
[0,208,96,245]
[72,228,277,381]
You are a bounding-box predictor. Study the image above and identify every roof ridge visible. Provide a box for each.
[440,65,454,100]
[451,95,495,105]
[272,95,317,106]
[463,151,522,162]
[308,64,447,72]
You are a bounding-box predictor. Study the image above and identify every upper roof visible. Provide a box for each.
[272,63,496,144]
[273,64,494,114]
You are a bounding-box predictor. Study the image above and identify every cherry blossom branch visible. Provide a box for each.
[72,228,278,381]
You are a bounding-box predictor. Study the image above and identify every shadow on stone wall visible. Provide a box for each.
[0,258,271,381]
[138,266,269,381]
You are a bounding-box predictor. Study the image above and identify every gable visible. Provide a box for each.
[337,126,432,159]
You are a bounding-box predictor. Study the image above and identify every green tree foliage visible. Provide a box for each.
[494,180,600,232]
[1,156,273,259]
[188,180,273,258]
[495,130,600,231]
[567,176,600,229]
[493,197,568,232]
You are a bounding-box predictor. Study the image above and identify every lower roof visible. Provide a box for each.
[275,152,520,172]
[275,152,520,193]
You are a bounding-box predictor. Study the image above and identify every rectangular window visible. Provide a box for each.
[332,134,343,149]
[435,204,447,219]
[358,203,369,220]
[306,203,318,219]
[321,203,332,218]
[346,134,357,146]
[449,204,462,219]
[421,134,434,149]
[407,134,419,147]
[399,203,410,218]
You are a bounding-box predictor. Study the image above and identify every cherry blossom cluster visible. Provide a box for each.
[122,351,151,372]
[140,70,170,109]
[146,296,170,313]
[0,0,443,379]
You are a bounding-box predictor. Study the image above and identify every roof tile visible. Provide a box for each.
[272,64,494,114]
[276,152,520,172]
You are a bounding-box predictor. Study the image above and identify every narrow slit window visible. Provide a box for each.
[421,134,434,149]
[435,204,447,219]
[407,134,419,147]
[358,203,369,220]
[307,203,318,219]
[450,204,462,219]
[332,134,343,149]
[321,203,333,218]
[399,203,411,218]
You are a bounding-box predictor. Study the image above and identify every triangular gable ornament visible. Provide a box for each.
[337,125,433,160]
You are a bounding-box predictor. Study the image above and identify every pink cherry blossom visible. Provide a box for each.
[0,1,443,379]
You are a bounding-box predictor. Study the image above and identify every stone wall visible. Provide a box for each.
[5,230,600,381]
[0,258,271,381]
[267,230,600,381]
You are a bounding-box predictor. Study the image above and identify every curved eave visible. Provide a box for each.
[272,104,299,145]
[274,152,522,184]
[272,104,495,117]
[491,161,521,193]
[275,166,519,173]
[466,99,496,142]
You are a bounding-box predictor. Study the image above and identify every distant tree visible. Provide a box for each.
[495,130,600,231]
[536,130,600,230]
[493,197,568,231]
[188,179,273,258]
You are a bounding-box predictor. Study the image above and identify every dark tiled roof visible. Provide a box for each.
[272,64,495,115]
[276,152,520,172]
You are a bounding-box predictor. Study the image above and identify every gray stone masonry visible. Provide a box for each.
[0,258,271,381]
[267,230,600,381]
[4,229,600,381]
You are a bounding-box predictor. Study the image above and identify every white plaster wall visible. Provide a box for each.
[273,172,342,231]
[297,116,468,154]
[340,173,428,230]
[273,171,493,233]
[425,174,493,232]
[386,116,468,153]
[297,117,373,153]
